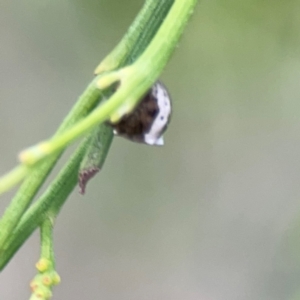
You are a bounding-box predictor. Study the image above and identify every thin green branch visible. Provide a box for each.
[40,218,55,263]
[0,0,199,274]
[0,0,175,195]
[95,0,174,73]
[0,79,102,249]
[0,0,179,265]
[0,165,29,195]
[29,218,60,300]
[18,0,198,168]
[0,136,90,269]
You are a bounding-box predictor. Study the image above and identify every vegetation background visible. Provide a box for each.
[1,0,300,299]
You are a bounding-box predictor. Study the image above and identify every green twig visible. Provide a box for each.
[0,165,29,195]
[95,0,174,73]
[0,0,178,265]
[0,0,176,195]
[0,78,102,249]
[0,136,90,269]
[0,0,198,276]
[40,218,55,263]
[29,218,60,300]
[18,0,198,168]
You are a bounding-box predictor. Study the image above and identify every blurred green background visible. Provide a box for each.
[1,0,300,299]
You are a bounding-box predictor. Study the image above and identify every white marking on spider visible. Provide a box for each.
[144,82,171,146]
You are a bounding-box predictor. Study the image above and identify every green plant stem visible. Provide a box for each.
[0,165,29,195]
[126,0,174,65]
[95,0,174,73]
[0,0,174,190]
[0,0,198,270]
[0,137,90,270]
[29,219,59,300]
[0,0,178,263]
[0,79,102,250]
[0,0,174,195]
[40,218,55,264]
[19,0,198,168]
